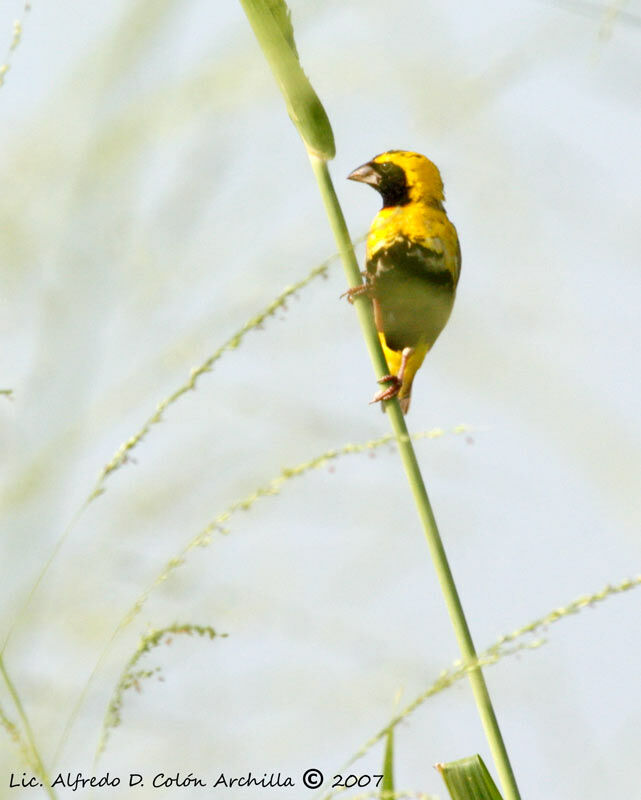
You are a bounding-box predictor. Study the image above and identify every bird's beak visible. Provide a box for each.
[347,161,380,187]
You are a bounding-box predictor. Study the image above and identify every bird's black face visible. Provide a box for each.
[348,160,410,208]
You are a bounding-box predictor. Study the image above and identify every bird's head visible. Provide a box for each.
[348,150,444,209]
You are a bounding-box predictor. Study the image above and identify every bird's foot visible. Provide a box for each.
[340,274,371,304]
[370,374,402,404]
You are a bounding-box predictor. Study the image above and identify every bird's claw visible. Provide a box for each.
[340,272,371,303]
[370,374,402,404]
[340,283,371,304]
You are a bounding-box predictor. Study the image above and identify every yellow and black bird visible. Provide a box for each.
[347,150,461,413]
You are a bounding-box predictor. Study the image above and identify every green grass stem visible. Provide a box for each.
[308,155,521,800]
[238,0,521,791]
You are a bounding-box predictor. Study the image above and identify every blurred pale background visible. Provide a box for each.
[1,0,640,797]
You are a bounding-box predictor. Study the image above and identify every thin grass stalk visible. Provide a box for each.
[0,655,56,800]
[308,156,521,800]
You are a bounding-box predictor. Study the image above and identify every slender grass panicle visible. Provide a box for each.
[55,426,472,765]
[98,624,226,759]
[1,251,348,658]
[322,575,641,798]
[0,12,26,87]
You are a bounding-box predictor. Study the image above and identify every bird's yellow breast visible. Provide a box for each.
[367,204,461,285]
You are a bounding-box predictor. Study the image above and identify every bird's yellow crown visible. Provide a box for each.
[371,150,444,207]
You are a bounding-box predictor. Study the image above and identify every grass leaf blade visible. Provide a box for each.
[437,754,504,800]
[238,0,335,158]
